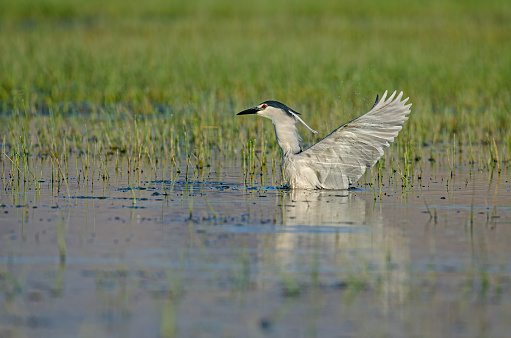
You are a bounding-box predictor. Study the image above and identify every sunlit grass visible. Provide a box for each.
[0,4,510,335]
[1,0,510,189]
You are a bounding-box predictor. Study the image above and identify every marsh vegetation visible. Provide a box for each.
[1,0,511,336]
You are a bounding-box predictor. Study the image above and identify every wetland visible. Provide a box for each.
[2,135,510,337]
[1,0,511,337]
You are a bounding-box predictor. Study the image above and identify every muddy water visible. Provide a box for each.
[1,158,511,337]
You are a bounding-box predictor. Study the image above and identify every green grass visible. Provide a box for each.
[1,0,510,179]
[1,4,510,335]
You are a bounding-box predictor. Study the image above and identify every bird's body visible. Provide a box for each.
[237,91,412,189]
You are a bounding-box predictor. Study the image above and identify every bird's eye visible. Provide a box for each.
[261,104,267,109]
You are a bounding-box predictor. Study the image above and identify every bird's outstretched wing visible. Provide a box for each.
[295,91,411,189]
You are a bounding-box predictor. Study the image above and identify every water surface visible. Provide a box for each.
[1,158,510,337]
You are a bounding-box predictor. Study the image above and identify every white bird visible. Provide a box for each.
[237,90,412,189]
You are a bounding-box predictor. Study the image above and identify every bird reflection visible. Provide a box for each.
[281,189,370,227]
[267,189,409,308]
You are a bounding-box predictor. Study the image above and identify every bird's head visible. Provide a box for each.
[237,100,320,134]
[237,101,296,120]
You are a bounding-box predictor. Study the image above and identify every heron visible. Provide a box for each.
[237,90,412,189]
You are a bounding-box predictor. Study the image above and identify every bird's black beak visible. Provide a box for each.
[237,107,259,116]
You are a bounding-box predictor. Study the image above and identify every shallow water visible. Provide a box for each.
[1,157,511,337]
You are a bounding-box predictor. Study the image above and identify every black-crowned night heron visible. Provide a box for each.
[237,91,411,189]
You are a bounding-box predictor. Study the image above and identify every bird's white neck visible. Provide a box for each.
[272,120,302,156]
